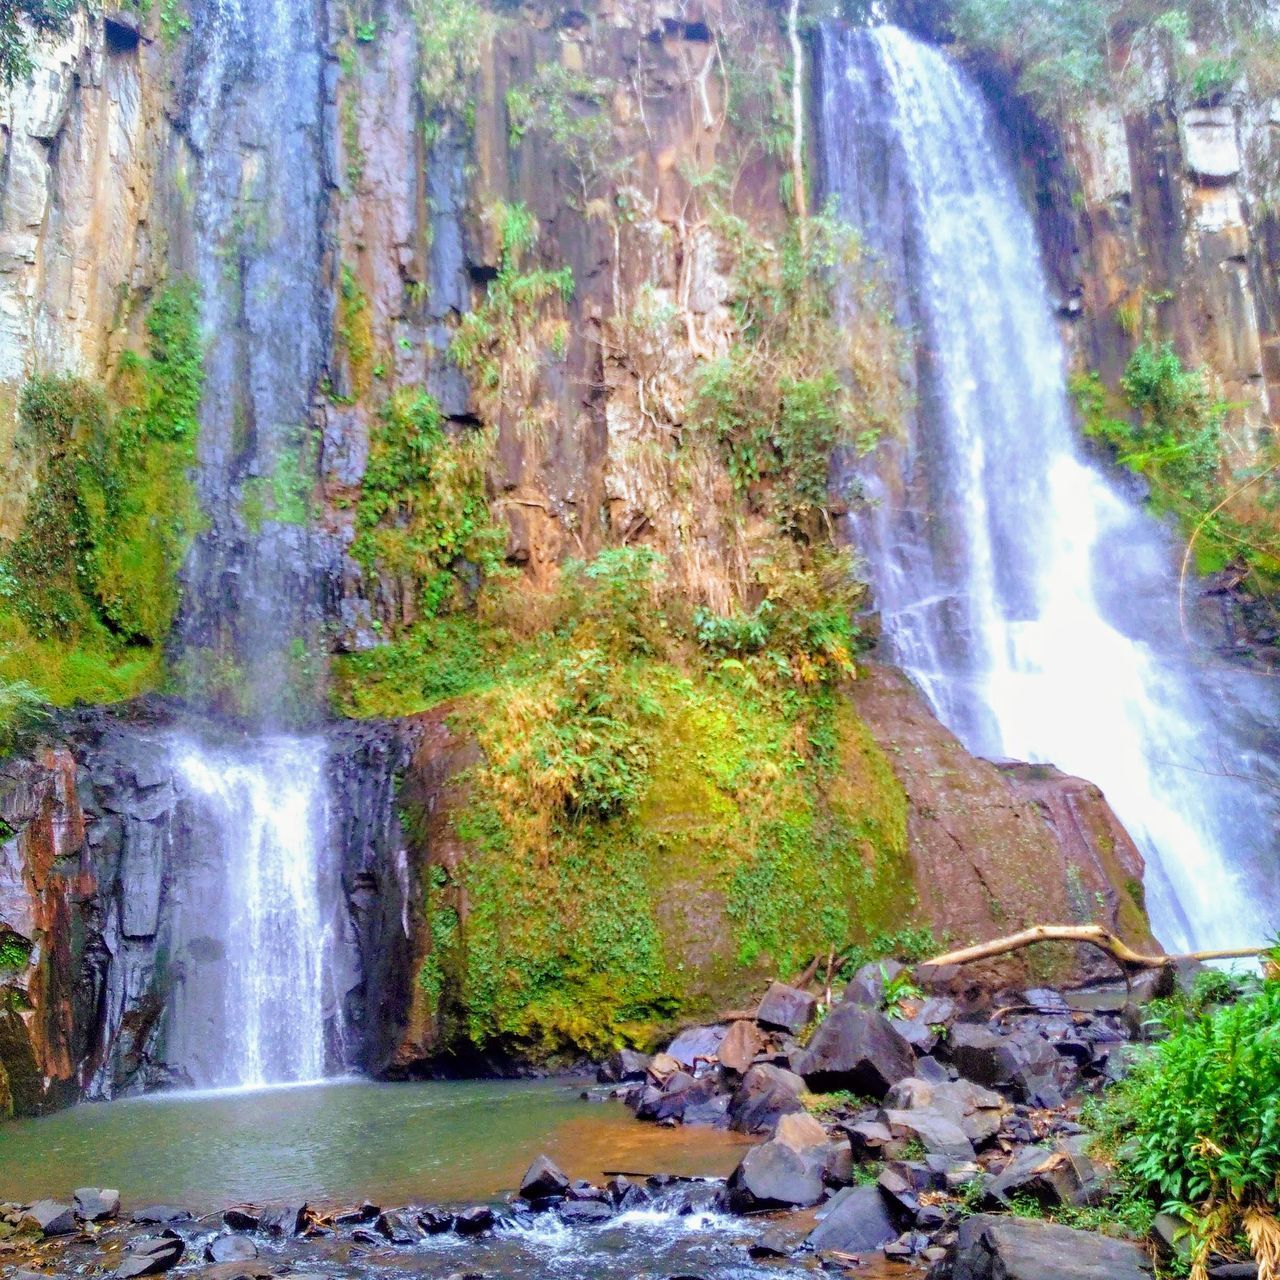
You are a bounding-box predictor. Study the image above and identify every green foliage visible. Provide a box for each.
[1096,976,1280,1273]
[0,931,31,972]
[349,546,914,1061]
[506,65,618,200]
[1187,53,1239,103]
[1073,345,1280,586]
[946,0,1116,106]
[0,0,76,88]
[0,680,46,758]
[336,264,374,399]
[0,280,203,708]
[353,389,503,621]
[689,205,898,537]
[451,203,573,441]
[241,429,318,531]
[839,925,940,976]
[409,0,485,145]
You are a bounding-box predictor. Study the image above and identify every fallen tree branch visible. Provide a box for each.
[922,925,1264,977]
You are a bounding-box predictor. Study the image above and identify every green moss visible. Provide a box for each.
[374,552,914,1063]
[0,933,31,972]
[0,280,204,711]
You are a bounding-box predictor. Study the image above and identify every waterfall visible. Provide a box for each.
[177,0,334,714]
[151,0,340,1089]
[172,735,337,1088]
[819,24,1280,951]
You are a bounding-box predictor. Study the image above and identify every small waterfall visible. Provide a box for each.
[172,735,336,1088]
[819,25,1279,951]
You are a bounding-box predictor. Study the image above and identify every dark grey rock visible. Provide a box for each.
[258,1204,306,1236]
[419,1208,455,1234]
[454,1206,495,1235]
[22,1201,77,1236]
[794,1004,915,1097]
[756,983,818,1034]
[115,1235,185,1278]
[335,1203,380,1226]
[208,1236,259,1264]
[726,1140,826,1212]
[520,1154,572,1201]
[73,1188,120,1222]
[984,1145,1082,1209]
[728,1063,806,1134]
[375,1210,419,1244]
[597,1048,652,1083]
[927,1214,1153,1280]
[130,1207,191,1226]
[222,1209,258,1232]
[666,1026,727,1068]
[844,960,905,1008]
[806,1184,899,1253]
[558,1200,615,1226]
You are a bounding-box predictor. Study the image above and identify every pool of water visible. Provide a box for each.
[0,1078,752,1210]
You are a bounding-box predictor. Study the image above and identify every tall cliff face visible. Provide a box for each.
[3,0,1254,1098]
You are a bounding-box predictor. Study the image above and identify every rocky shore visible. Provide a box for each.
[2,958,1236,1280]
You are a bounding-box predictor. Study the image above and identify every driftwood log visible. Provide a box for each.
[921,924,1264,978]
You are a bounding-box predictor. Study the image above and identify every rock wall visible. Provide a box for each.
[0,706,419,1114]
[0,10,172,539]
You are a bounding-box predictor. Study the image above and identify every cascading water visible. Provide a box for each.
[172,736,335,1088]
[155,0,340,1089]
[819,24,1280,951]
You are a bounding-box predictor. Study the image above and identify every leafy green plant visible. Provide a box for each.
[1097,977,1280,1279]
[0,680,46,758]
[506,65,618,202]
[451,203,574,442]
[0,0,77,87]
[409,0,485,145]
[353,389,504,623]
[0,931,31,971]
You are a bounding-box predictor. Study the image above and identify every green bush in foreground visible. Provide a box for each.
[1099,974,1280,1280]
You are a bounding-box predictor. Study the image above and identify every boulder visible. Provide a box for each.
[725,1140,826,1212]
[597,1048,652,1083]
[335,1203,379,1226]
[717,1020,762,1074]
[558,1200,615,1227]
[418,1208,455,1234]
[806,1184,899,1253]
[728,1064,806,1134]
[756,983,818,1034]
[928,1214,1153,1280]
[73,1188,121,1222]
[886,1077,1005,1148]
[207,1236,259,1264]
[795,1005,915,1097]
[774,1110,831,1153]
[23,1200,77,1236]
[883,1108,976,1161]
[375,1210,419,1244]
[520,1154,572,1201]
[984,1145,1085,1210]
[115,1235,185,1278]
[666,1025,727,1068]
[258,1204,307,1236]
[454,1206,494,1235]
[222,1210,259,1232]
[131,1207,191,1226]
[844,961,904,1008]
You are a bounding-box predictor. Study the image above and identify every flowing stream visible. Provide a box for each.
[819,24,1279,951]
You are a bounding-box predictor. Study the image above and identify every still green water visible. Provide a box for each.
[0,1078,750,1209]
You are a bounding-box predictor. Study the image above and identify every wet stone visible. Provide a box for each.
[130,1208,191,1226]
[221,1210,258,1232]
[207,1235,258,1264]
[115,1233,185,1278]
[73,1188,120,1223]
[454,1206,494,1236]
[23,1201,77,1237]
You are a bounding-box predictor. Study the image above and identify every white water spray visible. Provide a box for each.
[174,736,333,1088]
[820,25,1279,950]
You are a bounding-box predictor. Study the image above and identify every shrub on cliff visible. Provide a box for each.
[1097,970,1280,1280]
